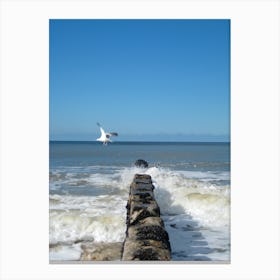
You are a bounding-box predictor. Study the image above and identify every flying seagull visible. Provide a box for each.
[96,122,118,145]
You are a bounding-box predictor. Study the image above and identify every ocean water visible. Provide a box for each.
[49,141,230,262]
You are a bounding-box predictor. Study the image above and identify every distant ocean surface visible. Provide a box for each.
[49,141,230,262]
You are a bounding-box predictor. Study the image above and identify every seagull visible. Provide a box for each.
[96,122,118,145]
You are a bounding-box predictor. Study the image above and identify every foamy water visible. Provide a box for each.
[49,141,230,261]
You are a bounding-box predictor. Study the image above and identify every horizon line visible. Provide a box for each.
[50,140,230,143]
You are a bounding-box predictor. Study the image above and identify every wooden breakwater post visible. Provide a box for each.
[121,174,171,261]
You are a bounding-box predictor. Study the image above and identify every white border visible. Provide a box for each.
[0,0,279,279]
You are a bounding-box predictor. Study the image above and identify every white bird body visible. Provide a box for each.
[96,123,118,145]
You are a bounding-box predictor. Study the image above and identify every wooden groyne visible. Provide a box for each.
[121,174,171,261]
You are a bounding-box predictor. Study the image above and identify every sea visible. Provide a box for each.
[49,141,230,262]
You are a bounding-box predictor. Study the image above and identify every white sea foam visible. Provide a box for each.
[145,167,230,227]
[177,170,229,180]
[49,244,82,261]
[49,194,126,245]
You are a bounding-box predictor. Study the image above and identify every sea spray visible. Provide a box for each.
[145,167,230,227]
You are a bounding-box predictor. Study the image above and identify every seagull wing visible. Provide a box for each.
[97,122,106,137]
[100,127,106,137]
[108,132,118,137]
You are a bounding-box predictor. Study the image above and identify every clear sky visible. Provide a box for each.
[50,19,230,142]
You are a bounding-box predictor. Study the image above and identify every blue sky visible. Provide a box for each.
[50,19,230,141]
